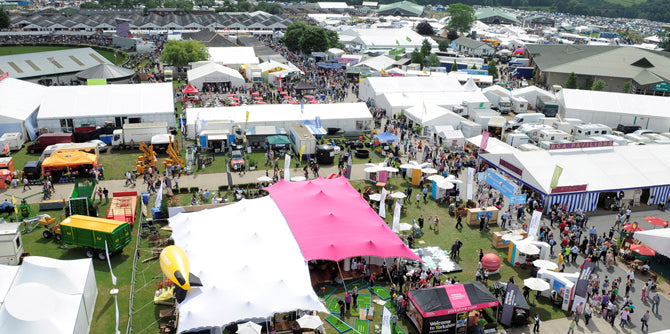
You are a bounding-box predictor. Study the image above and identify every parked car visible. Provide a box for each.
[230,150,245,171]
[87,139,108,153]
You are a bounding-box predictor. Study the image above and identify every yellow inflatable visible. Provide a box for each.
[159,245,202,303]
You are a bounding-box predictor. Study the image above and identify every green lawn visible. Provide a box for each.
[0,45,127,65]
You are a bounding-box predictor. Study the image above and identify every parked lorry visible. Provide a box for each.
[506,113,546,130]
[0,223,24,265]
[27,133,74,153]
[508,58,530,68]
[484,91,512,115]
[536,96,559,117]
[511,67,534,79]
[0,132,25,153]
[151,134,175,152]
[112,122,168,149]
[510,96,528,114]
[59,215,132,260]
[505,133,532,148]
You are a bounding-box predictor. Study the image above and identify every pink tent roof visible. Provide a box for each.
[266,177,420,262]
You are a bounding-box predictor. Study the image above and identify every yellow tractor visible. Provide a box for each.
[39,216,62,242]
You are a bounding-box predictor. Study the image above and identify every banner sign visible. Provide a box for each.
[485,169,517,198]
[549,141,613,150]
[467,168,475,201]
[509,194,527,204]
[550,165,563,189]
[551,184,588,194]
[500,158,523,176]
[574,261,595,298]
[528,211,542,238]
[480,131,490,150]
[500,283,519,327]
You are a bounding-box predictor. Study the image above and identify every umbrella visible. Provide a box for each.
[257,176,272,182]
[623,224,644,233]
[364,163,378,168]
[297,315,323,329]
[390,192,407,199]
[304,95,314,100]
[523,277,550,292]
[251,92,260,96]
[368,193,382,201]
[230,97,239,101]
[399,164,415,170]
[502,233,523,241]
[427,175,444,182]
[516,242,540,255]
[280,91,288,95]
[253,96,263,101]
[382,166,398,172]
[227,93,236,97]
[237,321,262,334]
[309,100,319,104]
[435,180,454,190]
[230,102,240,106]
[257,101,267,104]
[364,166,382,173]
[532,259,558,270]
[399,223,413,231]
[422,168,438,174]
[289,100,299,104]
[283,95,293,99]
[291,176,306,182]
[630,244,656,256]
[645,216,669,228]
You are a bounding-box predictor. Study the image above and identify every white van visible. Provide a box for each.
[573,124,612,140]
[0,223,24,265]
[505,133,532,148]
[506,113,545,130]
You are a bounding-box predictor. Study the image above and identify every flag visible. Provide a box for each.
[344,152,353,179]
[480,131,490,150]
[180,114,185,134]
[3,142,8,156]
[406,36,412,42]
[299,145,306,161]
[283,154,291,181]
[12,196,17,214]
[396,39,400,46]
[379,188,388,218]
[300,101,304,113]
[154,180,164,209]
[315,116,321,130]
[550,165,563,189]
[245,110,250,123]
[392,200,402,233]
[278,76,282,92]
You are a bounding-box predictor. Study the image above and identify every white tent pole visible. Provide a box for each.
[336,261,348,291]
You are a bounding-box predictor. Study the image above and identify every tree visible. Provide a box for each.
[283,22,307,51]
[420,39,432,58]
[659,28,670,52]
[623,82,632,93]
[0,11,7,29]
[415,21,434,36]
[325,30,344,49]
[237,0,252,11]
[471,64,477,70]
[438,40,450,52]
[446,29,459,42]
[582,78,594,90]
[487,60,498,79]
[428,53,440,68]
[161,40,209,67]
[451,60,458,72]
[410,50,424,68]
[255,1,283,15]
[565,72,578,89]
[446,3,475,34]
[592,79,607,91]
[301,26,329,54]
[79,2,101,8]
[144,0,160,9]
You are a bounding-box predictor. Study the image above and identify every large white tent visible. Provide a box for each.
[208,47,259,69]
[376,91,489,116]
[557,89,670,132]
[187,62,245,90]
[511,86,554,109]
[358,76,463,101]
[403,104,467,135]
[37,82,176,132]
[0,257,97,334]
[185,102,373,139]
[0,77,46,139]
[634,229,670,258]
[169,197,328,333]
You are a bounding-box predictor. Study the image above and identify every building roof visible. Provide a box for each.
[75,63,135,80]
[526,45,670,85]
[453,37,488,50]
[377,1,424,16]
[475,7,519,24]
[0,77,47,123]
[317,2,350,9]
[208,46,259,65]
[181,30,237,47]
[344,27,436,49]
[0,47,110,79]
[558,88,670,120]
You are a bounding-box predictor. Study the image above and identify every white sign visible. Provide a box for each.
[392,200,402,233]
[467,167,475,201]
[283,154,291,181]
[379,188,388,218]
[529,210,542,238]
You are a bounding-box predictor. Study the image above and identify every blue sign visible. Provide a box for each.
[486,170,517,198]
[509,194,527,204]
[476,211,493,220]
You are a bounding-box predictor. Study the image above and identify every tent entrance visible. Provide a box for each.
[202,81,232,93]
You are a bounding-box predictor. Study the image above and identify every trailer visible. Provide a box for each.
[288,123,316,161]
[0,223,24,265]
[60,215,132,260]
[112,122,169,149]
[68,178,98,217]
[105,191,138,226]
[0,132,25,151]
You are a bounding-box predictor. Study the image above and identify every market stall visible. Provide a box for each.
[406,282,499,334]
[41,151,98,182]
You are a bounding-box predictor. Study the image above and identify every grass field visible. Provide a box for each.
[0,45,128,66]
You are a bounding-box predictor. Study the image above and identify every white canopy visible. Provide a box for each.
[404,104,466,128]
[358,76,464,100]
[0,77,47,123]
[0,257,97,334]
[208,47,259,67]
[169,197,327,332]
[511,86,554,109]
[187,62,245,90]
[634,229,670,258]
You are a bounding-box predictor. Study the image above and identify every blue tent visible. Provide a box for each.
[375,132,399,143]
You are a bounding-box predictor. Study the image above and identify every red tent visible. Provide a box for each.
[182,83,199,94]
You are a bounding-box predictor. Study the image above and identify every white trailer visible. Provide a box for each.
[459,120,483,138]
[288,123,316,160]
[484,90,512,115]
[510,96,528,114]
[112,122,169,149]
[0,223,24,265]
[0,133,25,151]
[573,124,611,140]
[505,133,532,148]
[537,129,571,142]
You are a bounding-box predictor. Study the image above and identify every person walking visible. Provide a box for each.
[103,187,109,204]
[390,313,398,334]
[501,211,509,230]
[584,303,592,325]
[619,307,630,328]
[652,293,660,314]
[22,177,30,191]
[574,302,583,325]
[352,286,359,308]
[456,213,463,229]
[641,310,650,331]
[344,291,352,315]
[567,317,576,334]
[533,313,541,333]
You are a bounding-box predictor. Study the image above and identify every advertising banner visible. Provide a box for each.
[500,283,519,327]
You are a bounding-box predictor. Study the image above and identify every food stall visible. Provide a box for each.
[41,150,98,182]
[466,207,499,226]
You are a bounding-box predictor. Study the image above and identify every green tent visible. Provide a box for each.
[266,135,291,145]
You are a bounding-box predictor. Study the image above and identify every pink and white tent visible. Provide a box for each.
[266,177,420,262]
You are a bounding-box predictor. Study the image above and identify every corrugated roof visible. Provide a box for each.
[377,1,424,16]
[475,8,519,23]
[0,47,110,79]
[454,37,487,50]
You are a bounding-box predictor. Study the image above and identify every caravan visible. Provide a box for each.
[573,124,611,140]
[0,223,24,265]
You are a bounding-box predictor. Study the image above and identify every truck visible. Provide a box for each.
[0,132,25,153]
[164,68,174,82]
[151,134,175,152]
[536,96,559,117]
[505,133,532,148]
[26,133,74,154]
[0,157,15,188]
[511,67,534,79]
[459,120,483,138]
[112,122,169,149]
[508,58,530,68]
[0,223,24,265]
[510,96,528,114]
[59,215,132,260]
[484,90,512,115]
[506,113,546,130]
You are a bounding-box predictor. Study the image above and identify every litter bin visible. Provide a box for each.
[141,193,150,205]
[151,207,161,219]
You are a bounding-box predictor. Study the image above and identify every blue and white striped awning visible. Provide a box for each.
[582,192,600,212]
[546,193,585,213]
[648,185,670,205]
[303,120,327,135]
